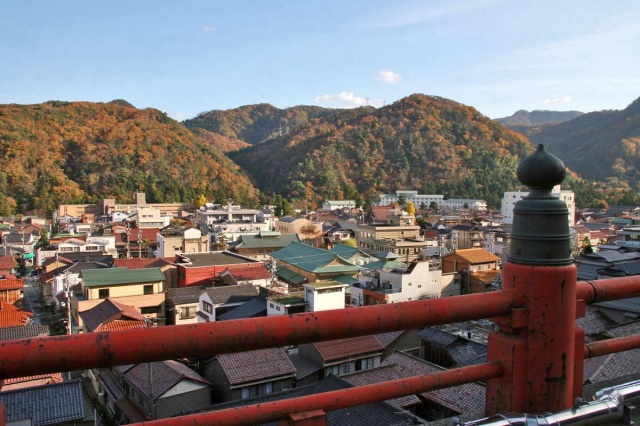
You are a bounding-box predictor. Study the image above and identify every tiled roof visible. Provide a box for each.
[589,349,640,384]
[220,264,270,281]
[0,311,32,327]
[470,269,501,284]
[168,286,206,305]
[80,298,147,332]
[375,331,405,348]
[271,242,361,274]
[126,360,211,400]
[0,279,22,290]
[576,311,617,335]
[448,341,487,366]
[0,379,85,425]
[343,363,421,408]
[383,352,486,415]
[218,347,296,385]
[313,335,385,362]
[0,255,14,271]
[446,248,500,264]
[1,373,63,388]
[0,324,49,340]
[604,261,640,276]
[81,267,165,287]
[288,353,322,380]
[607,319,640,338]
[217,297,266,320]
[114,257,176,269]
[593,297,640,314]
[189,375,418,425]
[0,301,19,311]
[419,327,459,346]
[204,285,259,305]
[236,233,301,249]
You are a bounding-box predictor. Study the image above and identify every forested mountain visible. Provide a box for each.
[496,110,583,127]
[217,94,538,209]
[183,103,339,145]
[0,100,260,216]
[522,97,640,203]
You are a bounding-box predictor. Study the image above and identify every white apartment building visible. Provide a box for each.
[375,190,444,208]
[442,199,488,211]
[197,201,269,245]
[501,186,575,226]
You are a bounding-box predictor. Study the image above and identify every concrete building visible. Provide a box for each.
[375,190,444,208]
[501,186,575,226]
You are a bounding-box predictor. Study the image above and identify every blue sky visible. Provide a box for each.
[2,1,639,120]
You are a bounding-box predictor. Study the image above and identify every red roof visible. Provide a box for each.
[1,373,63,389]
[0,256,14,272]
[113,257,176,269]
[220,264,270,281]
[314,335,385,362]
[0,279,22,290]
[80,298,147,332]
[0,302,19,311]
[371,206,397,223]
[0,311,32,327]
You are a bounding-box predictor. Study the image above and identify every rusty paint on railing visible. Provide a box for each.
[0,292,513,379]
[129,361,505,426]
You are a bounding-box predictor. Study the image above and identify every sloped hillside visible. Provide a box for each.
[0,100,260,215]
[227,94,534,209]
[183,103,340,145]
[527,97,640,199]
[496,110,583,127]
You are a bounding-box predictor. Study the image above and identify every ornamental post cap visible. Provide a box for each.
[516,144,566,193]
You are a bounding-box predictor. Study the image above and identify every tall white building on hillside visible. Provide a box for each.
[501,186,575,226]
[376,190,444,208]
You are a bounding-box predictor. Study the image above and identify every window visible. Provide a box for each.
[98,289,109,299]
[203,301,213,314]
[85,245,99,251]
[141,306,160,315]
[143,285,153,295]
[180,306,197,319]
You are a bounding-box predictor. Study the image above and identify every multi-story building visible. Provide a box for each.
[73,267,167,328]
[357,211,432,262]
[156,226,209,258]
[442,199,488,211]
[197,201,269,246]
[375,190,444,208]
[58,191,193,220]
[501,186,575,226]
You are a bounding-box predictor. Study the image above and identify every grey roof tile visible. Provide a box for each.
[205,285,259,305]
[218,347,296,385]
[0,379,85,426]
[188,375,421,425]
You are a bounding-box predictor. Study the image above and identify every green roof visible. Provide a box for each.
[362,260,408,271]
[237,233,301,249]
[329,244,373,260]
[332,274,360,285]
[275,266,307,285]
[81,267,166,287]
[271,242,363,273]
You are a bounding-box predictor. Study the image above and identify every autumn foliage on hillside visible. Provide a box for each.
[0,100,260,216]
[220,94,534,209]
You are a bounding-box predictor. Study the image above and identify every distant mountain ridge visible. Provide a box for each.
[496,109,583,127]
[523,97,640,201]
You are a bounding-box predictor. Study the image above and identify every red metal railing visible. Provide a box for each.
[1,277,640,425]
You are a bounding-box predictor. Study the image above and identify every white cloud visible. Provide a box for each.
[315,91,372,108]
[170,112,186,121]
[377,70,401,85]
[203,26,215,33]
[544,96,572,105]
